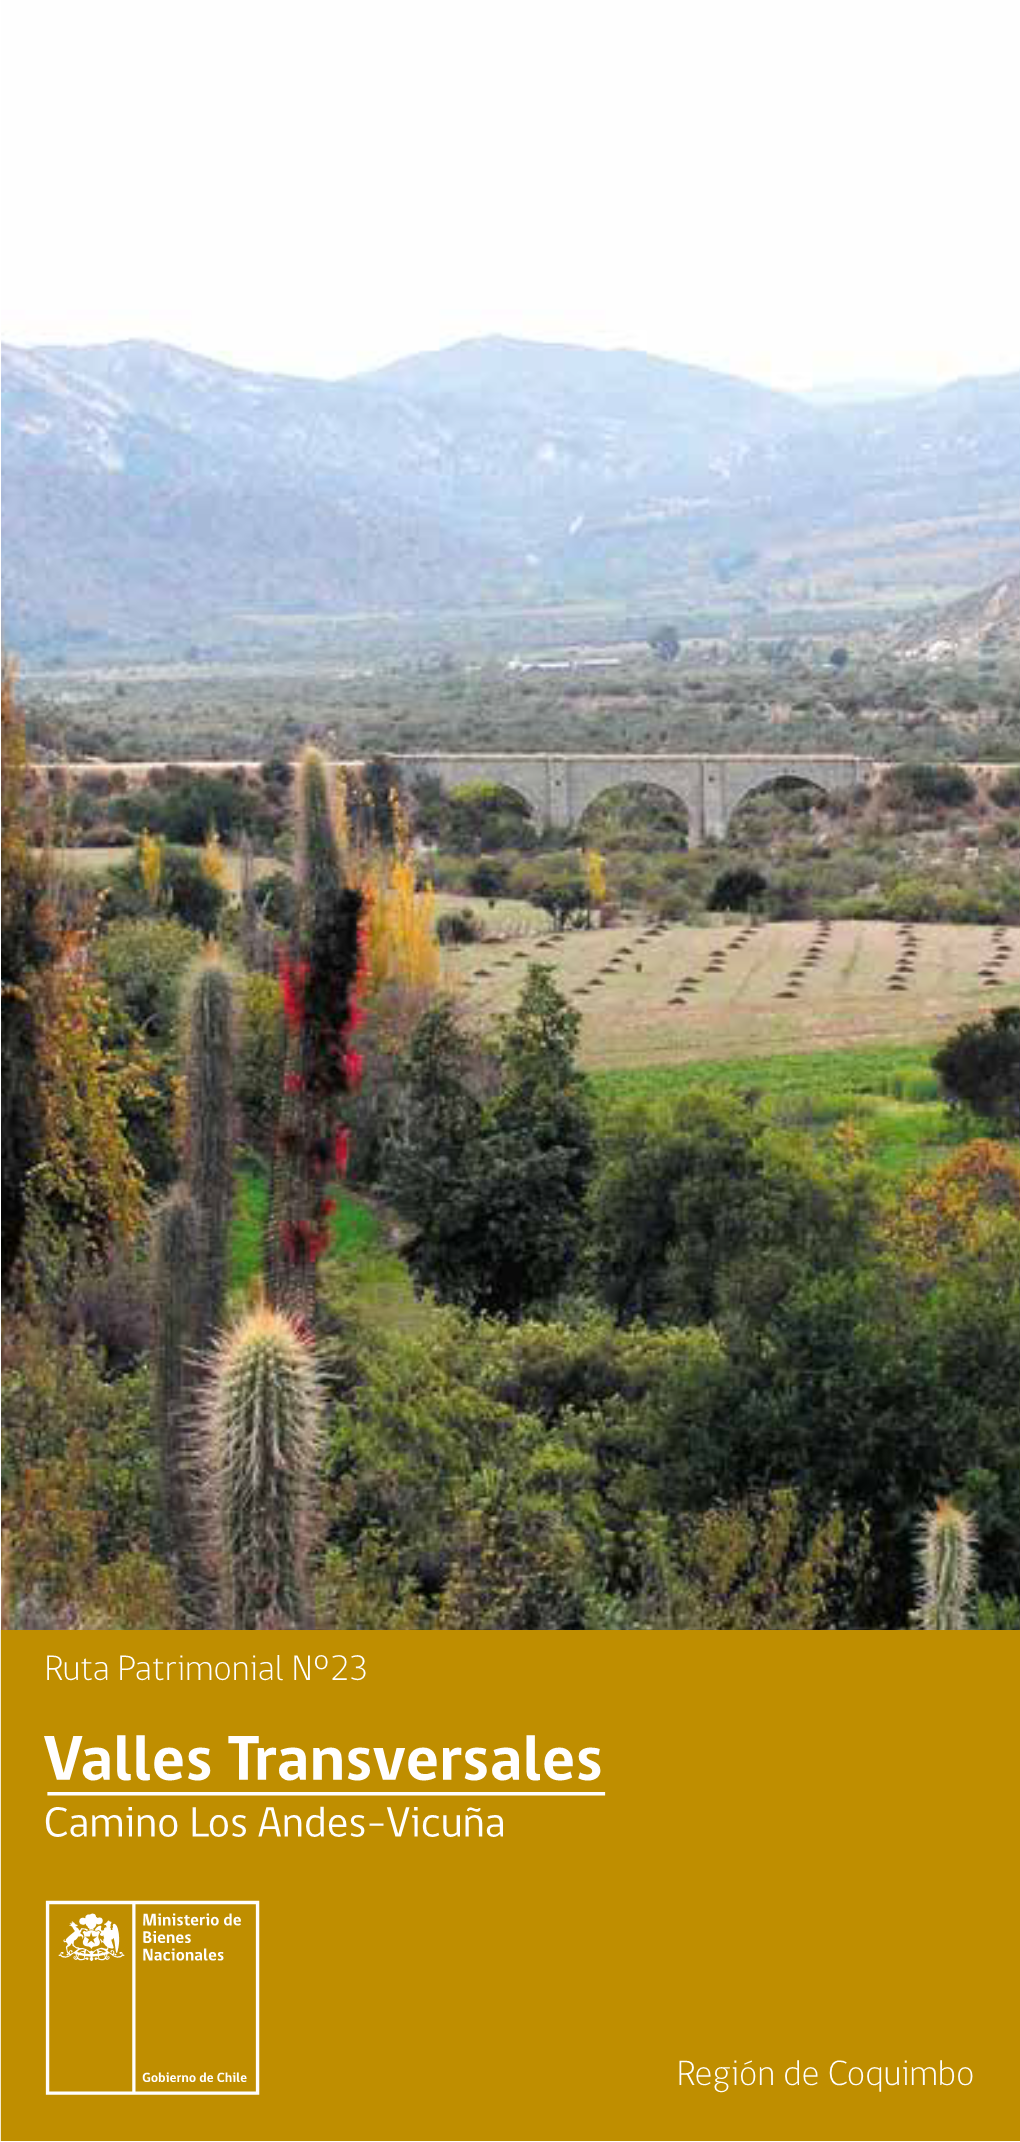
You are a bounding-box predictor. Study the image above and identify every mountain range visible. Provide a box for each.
[4,335,1020,650]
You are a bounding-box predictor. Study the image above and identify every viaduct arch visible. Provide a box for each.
[397,753,873,846]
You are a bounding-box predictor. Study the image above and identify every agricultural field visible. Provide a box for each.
[590,1043,973,1179]
[51,832,1020,1086]
[445,916,1020,1069]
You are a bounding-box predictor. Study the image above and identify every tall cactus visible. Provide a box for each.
[201,1305,324,1628]
[296,743,340,907]
[913,1499,979,1629]
[150,1184,207,1614]
[182,951,237,1350]
[266,746,363,1325]
[239,831,259,969]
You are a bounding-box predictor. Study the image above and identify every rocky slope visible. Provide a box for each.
[898,572,1020,658]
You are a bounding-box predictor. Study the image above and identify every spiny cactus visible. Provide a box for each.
[913,1498,979,1629]
[201,1305,324,1629]
[295,744,339,909]
[182,951,237,1349]
[150,1184,205,1606]
[266,747,363,1325]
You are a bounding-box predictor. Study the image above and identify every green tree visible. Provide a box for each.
[237,972,287,1153]
[933,1007,1020,1135]
[527,872,590,931]
[95,917,202,1049]
[95,916,202,1191]
[590,1091,873,1326]
[444,781,535,854]
[386,968,594,1316]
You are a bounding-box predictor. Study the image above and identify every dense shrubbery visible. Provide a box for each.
[2,1313,169,1628]
[882,763,977,808]
[413,777,539,854]
[101,845,229,933]
[119,772,278,845]
[990,767,1020,808]
[421,767,1020,926]
[311,1162,1020,1629]
[708,867,768,911]
[589,1092,875,1324]
[29,664,1020,931]
[318,1297,849,1629]
[96,917,202,1046]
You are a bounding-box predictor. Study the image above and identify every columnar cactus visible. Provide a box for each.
[295,744,340,908]
[182,952,237,1349]
[266,746,364,1325]
[239,832,259,968]
[913,1498,979,1629]
[201,1305,324,1628]
[150,1184,204,1596]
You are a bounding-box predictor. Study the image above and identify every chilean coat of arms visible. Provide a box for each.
[59,1913,123,1960]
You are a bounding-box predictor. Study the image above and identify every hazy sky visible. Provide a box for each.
[3,0,1018,390]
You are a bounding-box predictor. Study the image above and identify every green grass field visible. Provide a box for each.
[228,1158,383,1292]
[587,1040,971,1177]
[228,1158,429,1333]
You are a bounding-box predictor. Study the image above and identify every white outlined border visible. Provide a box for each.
[45,1900,259,2095]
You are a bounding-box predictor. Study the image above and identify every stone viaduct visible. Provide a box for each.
[394,753,873,846]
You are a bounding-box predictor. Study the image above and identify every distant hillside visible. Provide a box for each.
[802,379,931,406]
[898,572,1020,658]
[3,335,1020,650]
[0,345,499,646]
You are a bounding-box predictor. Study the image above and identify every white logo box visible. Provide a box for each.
[44,1899,259,2096]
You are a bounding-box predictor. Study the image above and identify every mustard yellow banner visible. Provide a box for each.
[2,1630,1016,2140]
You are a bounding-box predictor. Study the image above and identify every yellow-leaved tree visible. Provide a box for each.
[883,1139,1020,1276]
[200,820,227,890]
[584,848,607,911]
[335,773,439,994]
[3,666,148,1266]
[138,827,164,908]
[32,938,154,1253]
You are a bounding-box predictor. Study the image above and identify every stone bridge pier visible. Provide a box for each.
[397,753,872,846]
